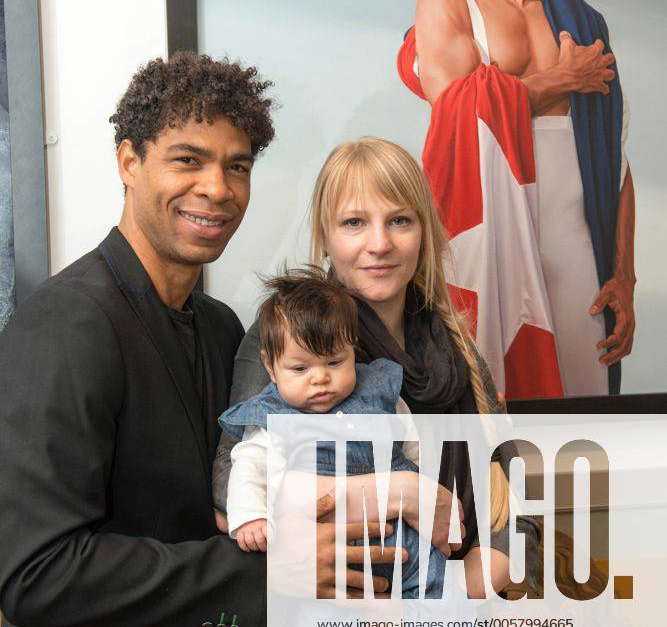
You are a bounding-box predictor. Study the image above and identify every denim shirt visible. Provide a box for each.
[218,358,417,476]
[219,358,403,439]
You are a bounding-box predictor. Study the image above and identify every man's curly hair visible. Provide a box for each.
[109,51,274,158]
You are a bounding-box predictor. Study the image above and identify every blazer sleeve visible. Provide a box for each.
[213,320,271,511]
[0,283,265,627]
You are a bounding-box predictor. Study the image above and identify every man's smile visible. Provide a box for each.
[177,209,228,227]
[175,207,239,242]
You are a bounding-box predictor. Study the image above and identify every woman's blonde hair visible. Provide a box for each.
[310,137,509,532]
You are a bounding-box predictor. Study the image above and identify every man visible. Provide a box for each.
[0,51,277,626]
[399,0,635,399]
[0,51,414,626]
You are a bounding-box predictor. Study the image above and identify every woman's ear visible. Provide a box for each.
[260,350,277,384]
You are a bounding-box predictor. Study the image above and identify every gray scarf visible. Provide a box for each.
[353,284,478,414]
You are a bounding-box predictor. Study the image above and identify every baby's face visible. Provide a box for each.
[268,333,357,413]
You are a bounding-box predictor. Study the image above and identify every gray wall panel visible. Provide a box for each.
[6,0,48,304]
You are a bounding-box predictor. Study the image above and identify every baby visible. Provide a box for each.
[216,268,445,597]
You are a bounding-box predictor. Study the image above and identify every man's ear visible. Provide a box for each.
[260,350,277,384]
[117,139,141,190]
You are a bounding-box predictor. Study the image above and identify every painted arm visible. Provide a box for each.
[522,32,616,116]
[415,0,480,104]
[415,0,616,114]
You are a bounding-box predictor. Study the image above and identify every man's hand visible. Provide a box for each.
[590,275,636,365]
[316,491,408,599]
[236,518,268,552]
[557,31,616,95]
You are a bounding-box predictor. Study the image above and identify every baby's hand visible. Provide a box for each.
[235,518,268,552]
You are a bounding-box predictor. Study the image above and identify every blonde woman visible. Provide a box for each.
[214,137,539,597]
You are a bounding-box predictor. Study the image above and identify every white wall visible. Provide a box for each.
[198,0,667,396]
[198,0,426,325]
[40,0,665,395]
[40,0,168,274]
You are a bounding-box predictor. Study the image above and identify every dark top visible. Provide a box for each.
[167,299,205,407]
[167,300,197,377]
[0,228,265,626]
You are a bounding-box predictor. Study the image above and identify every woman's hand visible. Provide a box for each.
[391,471,465,557]
[464,546,510,598]
[345,471,466,556]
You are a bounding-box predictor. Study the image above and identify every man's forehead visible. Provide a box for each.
[153,115,252,155]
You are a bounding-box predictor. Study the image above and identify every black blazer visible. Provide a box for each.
[0,228,266,626]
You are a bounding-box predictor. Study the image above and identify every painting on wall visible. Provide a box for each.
[200,0,665,402]
[0,0,15,331]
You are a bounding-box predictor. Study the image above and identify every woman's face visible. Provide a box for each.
[324,188,422,309]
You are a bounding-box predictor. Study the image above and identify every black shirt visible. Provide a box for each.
[167,299,205,406]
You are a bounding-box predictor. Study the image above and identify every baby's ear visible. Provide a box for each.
[260,350,277,383]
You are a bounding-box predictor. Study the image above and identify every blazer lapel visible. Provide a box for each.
[98,228,210,481]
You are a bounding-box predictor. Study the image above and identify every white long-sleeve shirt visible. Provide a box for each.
[226,397,418,538]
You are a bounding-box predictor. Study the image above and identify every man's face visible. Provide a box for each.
[125,115,254,266]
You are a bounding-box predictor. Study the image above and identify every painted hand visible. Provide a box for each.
[558,31,616,95]
[590,275,636,365]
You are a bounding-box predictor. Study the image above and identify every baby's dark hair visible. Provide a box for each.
[258,266,358,366]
